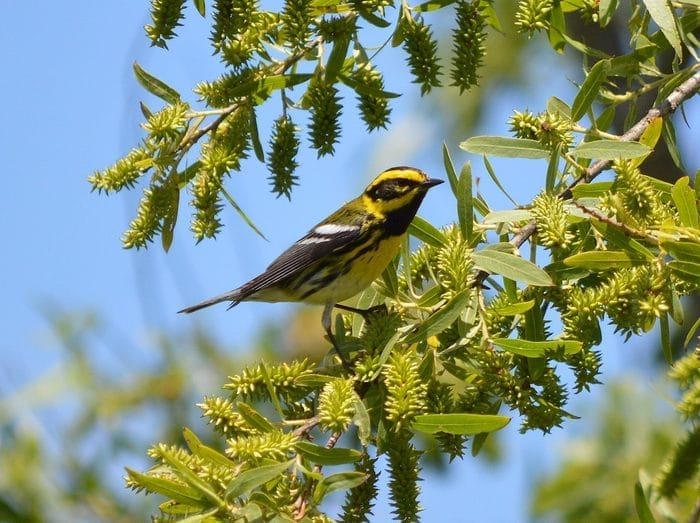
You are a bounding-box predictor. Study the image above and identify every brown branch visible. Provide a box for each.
[475,65,700,285]
[564,64,700,197]
[571,201,660,246]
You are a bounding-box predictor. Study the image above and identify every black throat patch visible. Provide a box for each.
[383,192,428,236]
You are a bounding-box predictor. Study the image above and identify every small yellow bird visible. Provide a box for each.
[179,166,443,340]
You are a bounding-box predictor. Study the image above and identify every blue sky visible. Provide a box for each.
[2,3,698,521]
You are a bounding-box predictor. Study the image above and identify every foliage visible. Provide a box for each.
[86,0,700,521]
[0,310,232,521]
[89,0,491,248]
[532,351,700,522]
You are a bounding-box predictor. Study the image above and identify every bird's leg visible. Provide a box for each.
[322,303,351,369]
[334,302,388,321]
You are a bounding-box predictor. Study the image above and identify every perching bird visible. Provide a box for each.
[179,166,443,342]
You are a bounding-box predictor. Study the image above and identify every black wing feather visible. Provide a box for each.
[235,221,368,300]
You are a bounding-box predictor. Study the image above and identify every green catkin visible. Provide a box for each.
[307,76,342,156]
[450,1,487,92]
[341,454,380,523]
[318,379,356,433]
[353,66,391,131]
[402,16,442,95]
[145,0,186,48]
[267,115,300,198]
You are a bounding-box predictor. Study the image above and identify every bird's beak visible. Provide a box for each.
[422,178,444,188]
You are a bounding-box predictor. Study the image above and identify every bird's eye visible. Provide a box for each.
[373,180,413,200]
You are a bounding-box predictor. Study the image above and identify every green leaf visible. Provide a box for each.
[313,471,367,503]
[226,460,294,501]
[483,209,533,223]
[547,1,566,52]
[683,315,700,348]
[660,313,672,364]
[161,181,179,252]
[125,467,207,507]
[638,115,663,150]
[338,73,401,98]
[353,396,372,446]
[589,221,655,260]
[295,441,362,465]
[193,0,206,16]
[178,161,202,185]
[662,118,685,171]
[183,427,235,469]
[417,284,444,307]
[599,0,618,26]
[563,250,647,270]
[634,478,657,523]
[480,0,502,31]
[669,289,684,325]
[326,38,351,84]
[372,329,403,379]
[442,143,459,197]
[571,59,610,122]
[220,187,268,241]
[492,338,583,357]
[483,155,518,206]
[571,181,613,198]
[414,0,456,12]
[234,504,264,522]
[294,373,335,387]
[162,506,219,520]
[642,0,682,57]
[158,450,224,506]
[357,9,391,27]
[471,400,502,456]
[236,403,275,433]
[139,101,153,119]
[471,250,553,286]
[381,255,399,298]
[547,96,572,118]
[412,413,510,435]
[460,136,550,159]
[545,144,561,193]
[228,74,312,100]
[490,300,536,316]
[249,108,265,163]
[133,62,181,105]
[408,216,447,247]
[457,162,473,240]
[571,139,651,160]
[669,260,700,282]
[596,104,617,131]
[259,361,285,418]
[671,176,699,228]
[404,289,473,344]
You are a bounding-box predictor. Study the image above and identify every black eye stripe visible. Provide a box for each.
[368,178,419,200]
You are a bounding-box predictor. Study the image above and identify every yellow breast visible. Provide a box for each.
[301,234,403,304]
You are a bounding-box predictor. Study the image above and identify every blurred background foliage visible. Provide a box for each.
[1,1,699,521]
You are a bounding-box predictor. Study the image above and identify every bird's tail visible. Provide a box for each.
[178,289,241,314]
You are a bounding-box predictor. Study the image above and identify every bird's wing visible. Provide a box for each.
[235,211,372,300]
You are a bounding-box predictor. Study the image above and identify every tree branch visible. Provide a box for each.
[475,65,700,286]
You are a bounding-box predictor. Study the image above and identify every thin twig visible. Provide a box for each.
[571,201,660,246]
